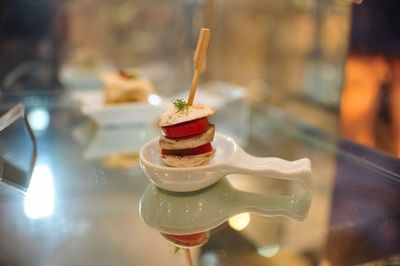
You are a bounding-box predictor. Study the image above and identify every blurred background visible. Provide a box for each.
[0,0,398,155]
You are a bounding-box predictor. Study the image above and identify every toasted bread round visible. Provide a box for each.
[159,125,215,150]
[161,149,215,168]
[158,104,215,127]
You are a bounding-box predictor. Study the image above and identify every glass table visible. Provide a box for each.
[0,91,399,266]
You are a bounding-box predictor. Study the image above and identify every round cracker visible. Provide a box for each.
[158,104,215,127]
[161,149,215,168]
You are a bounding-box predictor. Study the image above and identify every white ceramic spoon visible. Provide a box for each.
[139,132,313,192]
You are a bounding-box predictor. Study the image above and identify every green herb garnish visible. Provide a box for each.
[174,246,181,254]
[172,99,189,113]
[118,69,138,79]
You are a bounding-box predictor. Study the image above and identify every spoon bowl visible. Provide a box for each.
[139,133,313,192]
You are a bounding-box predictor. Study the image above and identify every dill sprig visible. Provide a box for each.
[174,246,181,254]
[172,99,189,113]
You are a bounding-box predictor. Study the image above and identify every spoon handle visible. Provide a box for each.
[237,190,312,221]
[229,148,313,189]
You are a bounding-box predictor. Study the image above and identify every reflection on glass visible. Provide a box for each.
[147,94,162,106]
[140,174,312,265]
[0,104,37,191]
[140,178,311,237]
[101,153,139,170]
[161,232,210,249]
[24,164,55,219]
[27,108,50,132]
[200,251,219,266]
[228,212,251,231]
[257,244,280,258]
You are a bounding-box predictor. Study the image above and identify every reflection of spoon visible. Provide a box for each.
[140,133,313,192]
[139,178,312,235]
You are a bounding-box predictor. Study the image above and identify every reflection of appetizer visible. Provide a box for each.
[161,232,209,248]
[101,69,153,104]
[158,99,215,167]
[101,153,139,169]
[162,231,209,266]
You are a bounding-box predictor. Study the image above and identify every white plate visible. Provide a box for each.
[72,90,168,127]
[72,81,247,127]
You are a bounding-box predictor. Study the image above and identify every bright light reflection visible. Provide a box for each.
[148,94,161,106]
[201,251,219,266]
[228,212,250,231]
[24,164,55,219]
[27,108,50,131]
[257,245,280,258]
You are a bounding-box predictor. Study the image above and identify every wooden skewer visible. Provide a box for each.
[187,28,211,106]
[185,249,194,266]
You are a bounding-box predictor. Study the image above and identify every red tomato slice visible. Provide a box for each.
[161,232,207,247]
[161,143,212,156]
[161,118,209,139]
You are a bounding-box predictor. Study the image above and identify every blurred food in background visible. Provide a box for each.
[101,69,154,105]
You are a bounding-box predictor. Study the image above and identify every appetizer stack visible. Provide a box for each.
[159,28,213,168]
[101,69,153,104]
[158,100,215,167]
